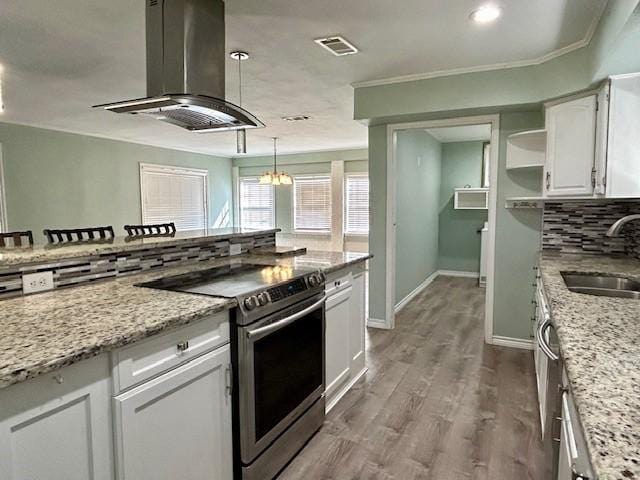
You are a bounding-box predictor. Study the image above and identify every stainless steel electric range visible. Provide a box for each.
[140,263,327,480]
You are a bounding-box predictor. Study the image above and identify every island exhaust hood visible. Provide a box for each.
[94,0,264,133]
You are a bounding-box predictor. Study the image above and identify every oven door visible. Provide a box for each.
[237,293,326,464]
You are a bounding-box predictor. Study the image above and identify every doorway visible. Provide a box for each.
[385,115,500,343]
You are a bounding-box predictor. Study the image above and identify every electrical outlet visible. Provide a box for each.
[229,244,242,256]
[22,271,54,294]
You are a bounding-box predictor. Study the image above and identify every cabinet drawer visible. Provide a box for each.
[325,272,353,297]
[112,312,230,393]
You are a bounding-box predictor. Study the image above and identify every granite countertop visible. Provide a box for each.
[538,253,640,480]
[0,227,280,266]
[0,250,371,390]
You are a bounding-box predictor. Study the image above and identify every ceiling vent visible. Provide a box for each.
[314,36,359,56]
[282,115,310,122]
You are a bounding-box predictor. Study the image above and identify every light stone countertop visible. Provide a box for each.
[539,253,640,480]
[0,250,371,390]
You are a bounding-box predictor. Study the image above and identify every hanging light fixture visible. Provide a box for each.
[230,51,249,154]
[260,137,292,185]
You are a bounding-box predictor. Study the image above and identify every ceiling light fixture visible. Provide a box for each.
[260,138,292,186]
[470,4,502,23]
[230,51,250,154]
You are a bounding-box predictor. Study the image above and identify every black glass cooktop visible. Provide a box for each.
[138,263,316,298]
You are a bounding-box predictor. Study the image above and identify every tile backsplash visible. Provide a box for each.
[0,232,276,300]
[542,201,640,258]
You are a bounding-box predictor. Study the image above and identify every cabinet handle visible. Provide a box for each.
[591,167,596,188]
[176,341,189,352]
[545,171,551,190]
[225,364,232,396]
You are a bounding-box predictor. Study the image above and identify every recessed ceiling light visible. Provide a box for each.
[470,5,502,24]
[282,115,310,122]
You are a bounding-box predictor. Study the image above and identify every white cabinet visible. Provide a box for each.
[324,262,368,412]
[542,73,640,199]
[454,188,489,209]
[325,276,353,404]
[600,74,640,197]
[113,345,233,480]
[544,95,598,197]
[0,355,114,480]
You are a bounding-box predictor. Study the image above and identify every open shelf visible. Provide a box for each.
[506,129,546,170]
[455,188,489,210]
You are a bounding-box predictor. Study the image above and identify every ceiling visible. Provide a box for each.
[427,125,491,143]
[0,0,607,157]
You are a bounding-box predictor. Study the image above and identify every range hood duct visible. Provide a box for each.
[94,0,264,132]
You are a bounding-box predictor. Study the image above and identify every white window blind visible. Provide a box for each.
[140,164,208,231]
[293,175,331,233]
[239,177,275,230]
[345,174,369,235]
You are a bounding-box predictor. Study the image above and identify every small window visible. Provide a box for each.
[140,163,208,231]
[293,175,331,233]
[239,177,275,230]
[345,174,369,235]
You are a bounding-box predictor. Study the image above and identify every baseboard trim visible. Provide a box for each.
[325,367,368,414]
[438,270,479,278]
[367,317,390,329]
[491,335,534,350]
[394,270,439,313]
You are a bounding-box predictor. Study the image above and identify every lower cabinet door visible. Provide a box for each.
[325,286,353,404]
[113,345,232,480]
[349,272,366,375]
[0,355,113,480]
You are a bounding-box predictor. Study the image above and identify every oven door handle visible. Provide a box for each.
[246,295,327,341]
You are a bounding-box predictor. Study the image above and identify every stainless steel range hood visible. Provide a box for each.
[94,0,264,132]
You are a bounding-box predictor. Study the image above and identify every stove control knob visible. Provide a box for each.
[308,274,320,287]
[244,296,258,311]
[257,293,269,306]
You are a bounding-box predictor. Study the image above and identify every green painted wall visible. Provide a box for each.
[493,111,544,339]
[367,125,388,322]
[0,123,233,238]
[438,142,488,272]
[233,149,368,235]
[395,130,441,302]
[354,1,640,124]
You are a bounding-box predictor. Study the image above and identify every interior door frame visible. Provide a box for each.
[385,114,500,344]
[0,144,7,233]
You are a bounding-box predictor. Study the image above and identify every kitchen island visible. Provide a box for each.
[0,231,370,480]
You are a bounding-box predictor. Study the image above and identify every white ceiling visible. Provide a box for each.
[427,125,492,143]
[0,0,607,157]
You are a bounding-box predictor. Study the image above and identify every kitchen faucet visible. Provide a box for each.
[606,214,640,237]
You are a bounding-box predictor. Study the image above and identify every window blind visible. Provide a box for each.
[239,177,275,230]
[345,174,369,235]
[294,175,331,233]
[140,164,208,231]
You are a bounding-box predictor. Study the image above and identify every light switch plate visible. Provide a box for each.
[22,271,54,294]
[229,244,242,256]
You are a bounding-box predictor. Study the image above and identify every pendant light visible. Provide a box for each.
[260,137,292,185]
[230,51,249,154]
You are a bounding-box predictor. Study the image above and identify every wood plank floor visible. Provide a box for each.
[278,276,551,480]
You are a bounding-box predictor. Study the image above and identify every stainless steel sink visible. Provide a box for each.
[561,272,640,299]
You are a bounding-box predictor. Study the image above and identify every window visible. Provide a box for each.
[344,174,369,235]
[140,163,208,231]
[482,142,491,188]
[239,177,275,230]
[293,175,331,233]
